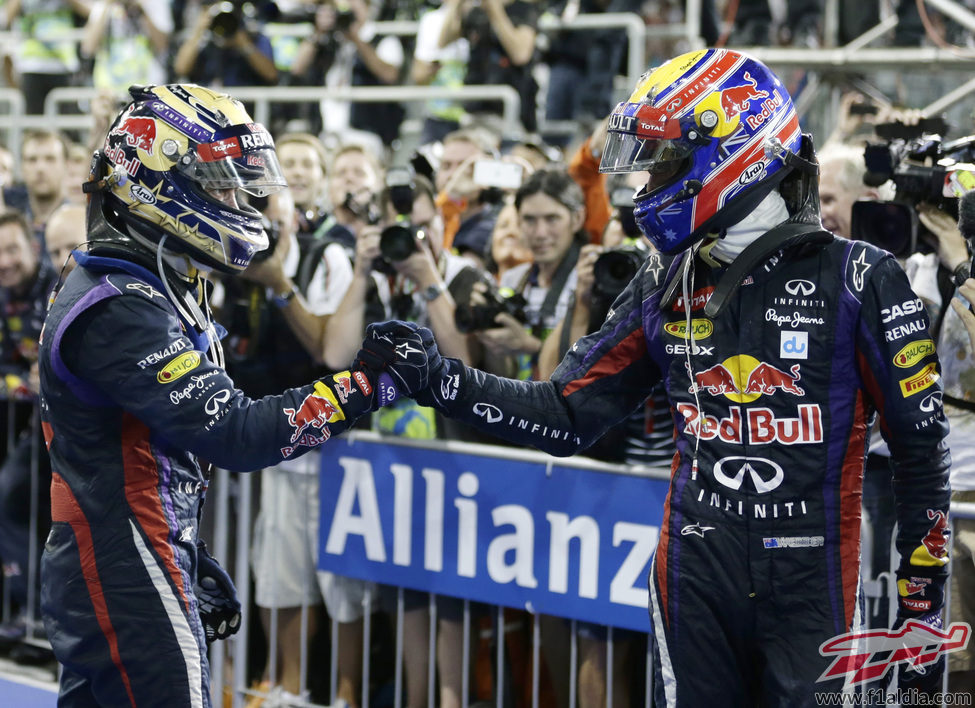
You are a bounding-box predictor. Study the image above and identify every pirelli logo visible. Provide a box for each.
[899,362,939,397]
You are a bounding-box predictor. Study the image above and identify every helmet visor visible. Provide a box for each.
[180,123,287,197]
[599,131,693,175]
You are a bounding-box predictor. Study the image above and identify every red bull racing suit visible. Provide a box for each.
[38,251,375,707]
[429,235,951,706]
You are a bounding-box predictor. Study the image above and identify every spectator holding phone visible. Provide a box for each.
[435,127,502,254]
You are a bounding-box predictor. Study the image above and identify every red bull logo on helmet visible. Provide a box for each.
[718,72,769,121]
[283,384,345,443]
[689,355,804,402]
[113,116,158,154]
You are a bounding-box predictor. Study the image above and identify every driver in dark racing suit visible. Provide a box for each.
[364,49,953,706]
[38,85,428,707]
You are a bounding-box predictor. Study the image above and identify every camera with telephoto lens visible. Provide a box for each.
[374,166,426,273]
[592,239,649,303]
[852,118,975,258]
[210,1,244,38]
[454,281,528,334]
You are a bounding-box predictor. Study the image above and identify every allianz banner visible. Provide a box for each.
[318,435,670,633]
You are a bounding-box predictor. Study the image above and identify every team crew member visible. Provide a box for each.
[38,84,427,707]
[361,49,953,705]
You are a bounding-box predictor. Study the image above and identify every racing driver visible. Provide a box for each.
[37,84,426,706]
[365,49,954,705]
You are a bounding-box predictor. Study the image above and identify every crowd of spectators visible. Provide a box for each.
[0,1,974,707]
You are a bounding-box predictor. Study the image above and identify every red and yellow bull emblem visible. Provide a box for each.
[910,509,949,567]
[112,116,158,154]
[283,381,345,443]
[689,355,804,402]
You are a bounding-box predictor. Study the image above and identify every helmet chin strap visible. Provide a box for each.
[156,234,225,370]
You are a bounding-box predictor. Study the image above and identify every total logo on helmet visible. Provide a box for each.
[689,354,804,401]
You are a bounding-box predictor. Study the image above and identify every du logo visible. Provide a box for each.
[780,331,808,360]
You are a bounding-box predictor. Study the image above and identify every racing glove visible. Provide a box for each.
[195,540,241,643]
[409,329,466,414]
[355,321,430,407]
[891,569,948,696]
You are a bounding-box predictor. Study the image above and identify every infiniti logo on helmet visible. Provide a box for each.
[472,402,503,424]
[785,279,816,296]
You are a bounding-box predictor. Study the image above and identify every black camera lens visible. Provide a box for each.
[211,2,241,37]
[379,224,418,262]
[592,242,649,301]
[334,9,355,31]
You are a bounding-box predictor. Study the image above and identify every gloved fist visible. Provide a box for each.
[892,571,947,696]
[412,332,466,412]
[356,321,431,407]
[195,541,241,642]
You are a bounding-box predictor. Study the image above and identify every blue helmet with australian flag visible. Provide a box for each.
[599,49,802,254]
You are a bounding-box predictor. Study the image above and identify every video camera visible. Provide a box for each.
[852,117,975,257]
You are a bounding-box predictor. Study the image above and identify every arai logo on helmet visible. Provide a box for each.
[738,161,766,186]
[130,184,157,205]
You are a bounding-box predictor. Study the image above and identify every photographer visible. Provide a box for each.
[173,0,278,86]
[439,0,539,132]
[80,0,172,93]
[463,168,585,381]
[903,201,975,694]
[291,0,406,147]
[434,127,503,256]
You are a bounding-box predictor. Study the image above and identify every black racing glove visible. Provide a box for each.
[195,540,241,642]
[891,569,948,695]
[355,321,430,407]
[410,329,466,413]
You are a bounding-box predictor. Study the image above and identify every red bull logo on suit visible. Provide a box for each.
[283,383,345,444]
[689,355,804,402]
